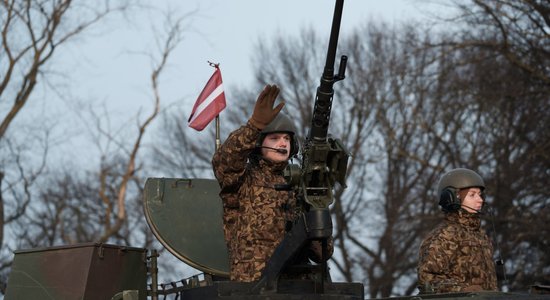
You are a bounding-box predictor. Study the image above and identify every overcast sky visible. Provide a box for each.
[36,0,445,170]
[60,0,439,119]
[16,0,447,205]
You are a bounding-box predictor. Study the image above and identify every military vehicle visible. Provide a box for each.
[3,0,550,299]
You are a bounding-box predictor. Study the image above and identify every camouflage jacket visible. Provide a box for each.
[212,122,296,282]
[417,210,498,293]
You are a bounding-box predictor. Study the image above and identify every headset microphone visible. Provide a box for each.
[259,146,288,154]
[461,204,484,215]
[461,204,495,216]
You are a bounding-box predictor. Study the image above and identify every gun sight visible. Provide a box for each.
[335,55,348,82]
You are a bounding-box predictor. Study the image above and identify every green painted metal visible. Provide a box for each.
[4,243,147,300]
[143,177,230,277]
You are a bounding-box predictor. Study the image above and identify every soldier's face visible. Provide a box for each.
[461,187,484,213]
[261,133,291,162]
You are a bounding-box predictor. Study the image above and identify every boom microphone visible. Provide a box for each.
[259,146,288,154]
[461,204,484,215]
[461,204,492,216]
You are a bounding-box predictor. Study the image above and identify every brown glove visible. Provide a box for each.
[248,84,284,130]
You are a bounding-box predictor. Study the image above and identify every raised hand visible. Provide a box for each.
[249,84,284,130]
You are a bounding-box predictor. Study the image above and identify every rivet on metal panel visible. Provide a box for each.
[98,243,105,259]
[118,246,128,255]
[154,178,165,202]
[171,178,193,189]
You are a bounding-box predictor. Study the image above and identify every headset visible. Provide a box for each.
[439,187,461,213]
[439,187,462,213]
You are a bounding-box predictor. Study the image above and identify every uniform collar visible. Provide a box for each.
[445,209,481,230]
[258,157,288,172]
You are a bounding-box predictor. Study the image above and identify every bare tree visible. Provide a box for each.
[444,0,550,85]
[0,0,132,140]
[0,125,51,293]
[0,7,191,294]
[149,108,219,178]
[0,0,132,293]
[14,10,186,245]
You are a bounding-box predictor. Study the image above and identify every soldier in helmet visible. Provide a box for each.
[417,168,498,293]
[212,84,329,282]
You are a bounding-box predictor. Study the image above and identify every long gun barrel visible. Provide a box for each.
[310,0,348,141]
[301,0,349,209]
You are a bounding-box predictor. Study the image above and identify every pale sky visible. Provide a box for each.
[40,0,445,171]
[61,0,438,119]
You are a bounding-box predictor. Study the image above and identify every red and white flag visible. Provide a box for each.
[188,67,226,131]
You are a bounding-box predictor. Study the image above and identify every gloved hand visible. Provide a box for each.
[249,84,284,130]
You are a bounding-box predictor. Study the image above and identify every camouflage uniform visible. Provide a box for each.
[212,122,296,282]
[417,210,498,293]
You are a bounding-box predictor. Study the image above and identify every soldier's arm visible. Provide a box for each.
[212,122,260,189]
[418,235,453,292]
[212,84,282,190]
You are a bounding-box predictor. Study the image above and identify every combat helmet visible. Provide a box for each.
[437,168,485,213]
[256,113,299,157]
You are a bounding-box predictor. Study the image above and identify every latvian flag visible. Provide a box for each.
[188,67,226,131]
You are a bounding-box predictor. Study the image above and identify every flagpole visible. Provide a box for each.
[188,60,225,149]
[215,115,221,150]
[209,61,222,151]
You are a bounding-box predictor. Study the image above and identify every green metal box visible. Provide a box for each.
[5,243,147,300]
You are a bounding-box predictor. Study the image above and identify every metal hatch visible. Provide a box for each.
[143,178,229,277]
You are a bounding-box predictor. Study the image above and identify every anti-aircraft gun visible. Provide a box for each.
[248,0,351,294]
